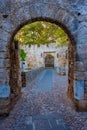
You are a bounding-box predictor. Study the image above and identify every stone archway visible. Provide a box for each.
[45,54,54,68]
[0,0,87,114]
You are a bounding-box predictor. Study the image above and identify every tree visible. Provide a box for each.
[15,21,68,47]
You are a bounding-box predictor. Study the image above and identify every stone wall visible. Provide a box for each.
[0,0,87,113]
[9,42,21,110]
[21,67,44,87]
[21,44,68,69]
[0,41,21,115]
[0,86,10,115]
[68,39,75,99]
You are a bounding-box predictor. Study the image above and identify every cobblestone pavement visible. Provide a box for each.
[26,114,71,130]
[0,69,87,130]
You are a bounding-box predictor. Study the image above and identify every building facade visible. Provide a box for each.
[21,44,68,69]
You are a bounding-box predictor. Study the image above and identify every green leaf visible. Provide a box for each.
[20,49,27,61]
[15,21,68,47]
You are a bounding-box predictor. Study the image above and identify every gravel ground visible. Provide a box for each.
[0,69,87,130]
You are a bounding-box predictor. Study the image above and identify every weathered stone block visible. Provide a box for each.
[74,71,84,80]
[43,0,56,3]
[75,99,87,111]
[29,3,42,18]
[74,80,84,100]
[0,69,10,81]
[15,7,27,22]
[76,36,87,45]
[83,61,87,70]
[0,51,10,59]
[84,81,87,88]
[67,19,79,33]
[0,108,9,114]
[0,85,10,98]
[0,98,10,105]
[0,29,11,42]
[0,79,9,86]
[84,72,87,80]
[74,61,85,71]
[77,44,87,54]
[0,18,14,33]
[55,8,67,23]
[76,52,87,60]
[23,6,31,21]
[41,3,58,19]
[10,12,21,28]
[62,13,73,25]
[0,39,9,52]
[0,59,10,68]
[78,24,87,37]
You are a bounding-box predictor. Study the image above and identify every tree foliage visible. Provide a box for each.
[15,21,68,47]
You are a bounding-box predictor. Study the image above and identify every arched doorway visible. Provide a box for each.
[9,17,75,102]
[45,54,54,68]
[8,18,77,111]
[0,0,87,114]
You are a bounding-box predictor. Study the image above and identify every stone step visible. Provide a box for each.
[26,124,33,130]
[26,114,71,130]
[26,116,35,130]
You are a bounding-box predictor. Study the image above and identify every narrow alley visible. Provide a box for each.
[0,69,87,130]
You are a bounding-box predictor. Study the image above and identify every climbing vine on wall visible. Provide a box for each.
[20,49,27,61]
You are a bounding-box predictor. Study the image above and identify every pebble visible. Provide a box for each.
[0,69,87,130]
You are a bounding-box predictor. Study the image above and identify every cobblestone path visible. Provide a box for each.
[0,69,87,130]
[31,69,54,93]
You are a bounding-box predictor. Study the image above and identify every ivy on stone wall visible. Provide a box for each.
[20,49,27,61]
[15,21,68,47]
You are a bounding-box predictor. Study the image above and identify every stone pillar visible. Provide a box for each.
[0,39,21,115]
[9,41,21,102]
[0,39,11,115]
[68,39,75,100]
[72,23,87,111]
[0,20,22,114]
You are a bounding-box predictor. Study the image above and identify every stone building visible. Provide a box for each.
[20,44,68,69]
[0,0,87,114]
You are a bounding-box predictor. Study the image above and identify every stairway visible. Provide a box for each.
[26,114,71,130]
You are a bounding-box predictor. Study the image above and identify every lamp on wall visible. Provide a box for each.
[66,50,68,59]
[57,53,59,58]
[41,53,43,57]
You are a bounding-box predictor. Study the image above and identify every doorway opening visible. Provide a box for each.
[9,19,75,113]
[45,54,54,68]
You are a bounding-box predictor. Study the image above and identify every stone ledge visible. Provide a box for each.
[0,85,10,115]
[74,99,87,111]
[0,85,10,98]
[0,98,10,115]
[21,67,44,87]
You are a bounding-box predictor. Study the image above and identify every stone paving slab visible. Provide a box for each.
[26,114,71,130]
[26,124,33,130]
[32,69,54,93]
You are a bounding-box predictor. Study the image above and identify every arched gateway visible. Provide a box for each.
[45,54,54,68]
[0,0,87,114]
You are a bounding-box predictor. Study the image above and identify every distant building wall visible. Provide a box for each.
[21,44,68,69]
